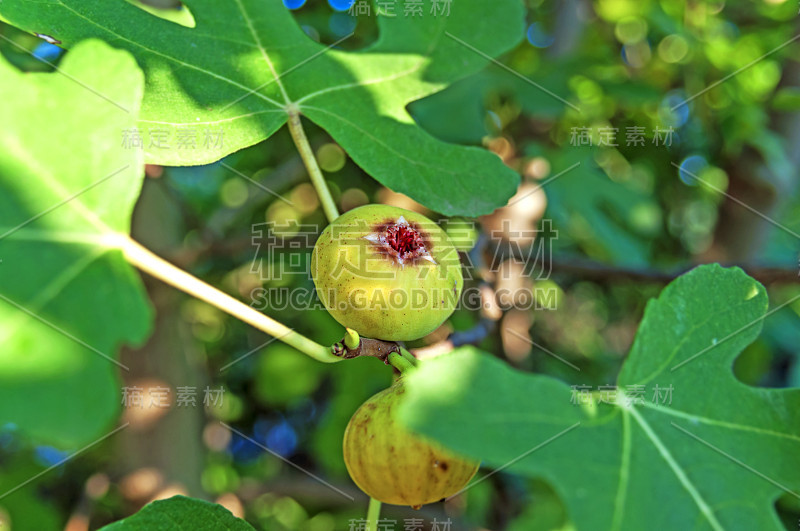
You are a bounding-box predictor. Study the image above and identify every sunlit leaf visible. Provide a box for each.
[0,0,526,216]
[0,40,152,446]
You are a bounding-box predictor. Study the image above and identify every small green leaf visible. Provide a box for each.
[544,147,658,266]
[100,496,255,530]
[772,87,800,111]
[400,265,800,530]
[0,40,152,446]
[411,67,571,144]
[0,0,526,216]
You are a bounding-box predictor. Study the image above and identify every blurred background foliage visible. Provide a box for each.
[1,0,799,529]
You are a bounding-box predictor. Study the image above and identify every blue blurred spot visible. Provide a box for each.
[0,427,15,451]
[328,0,355,11]
[721,21,740,39]
[678,155,707,186]
[486,110,502,132]
[170,164,225,198]
[35,445,70,467]
[301,24,320,42]
[253,417,272,441]
[621,45,630,66]
[659,90,690,128]
[229,432,264,463]
[292,398,316,421]
[283,0,307,9]
[266,420,297,457]
[329,12,357,36]
[526,23,554,48]
[33,42,63,62]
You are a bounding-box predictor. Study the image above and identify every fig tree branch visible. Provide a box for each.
[331,329,419,372]
[548,258,800,285]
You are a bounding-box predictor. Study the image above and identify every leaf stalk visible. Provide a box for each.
[287,108,340,223]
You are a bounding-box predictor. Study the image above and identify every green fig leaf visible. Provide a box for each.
[399,265,800,530]
[0,0,525,216]
[544,147,658,267]
[0,40,152,447]
[100,496,255,530]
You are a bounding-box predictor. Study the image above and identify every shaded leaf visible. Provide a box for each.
[544,147,657,267]
[411,66,571,144]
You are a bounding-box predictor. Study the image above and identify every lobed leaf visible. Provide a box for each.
[0,0,527,216]
[399,265,800,529]
[0,40,152,446]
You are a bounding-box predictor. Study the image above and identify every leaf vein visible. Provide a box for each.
[628,407,725,531]
[53,0,286,109]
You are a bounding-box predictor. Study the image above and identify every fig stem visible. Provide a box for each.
[120,237,343,363]
[387,352,415,373]
[343,328,360,350]
[399,347,419,367]
[287,109,340,223]
[366,497,382,531]
[332,334,418,372]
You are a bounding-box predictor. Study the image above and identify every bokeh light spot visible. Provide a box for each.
[526,23,555,48]
[283,0,306,9]
[678,155,707,186]
[658,34,689,63]
[328,0,355,12]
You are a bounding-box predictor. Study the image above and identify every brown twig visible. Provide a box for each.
[549,258,800,285]
[331,336,401,362]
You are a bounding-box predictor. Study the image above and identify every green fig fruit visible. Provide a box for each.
[311,204,463,341]
[343,381,479,508]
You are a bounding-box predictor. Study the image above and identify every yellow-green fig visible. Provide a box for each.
[343,381,479,508]
[311,204,463,341]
